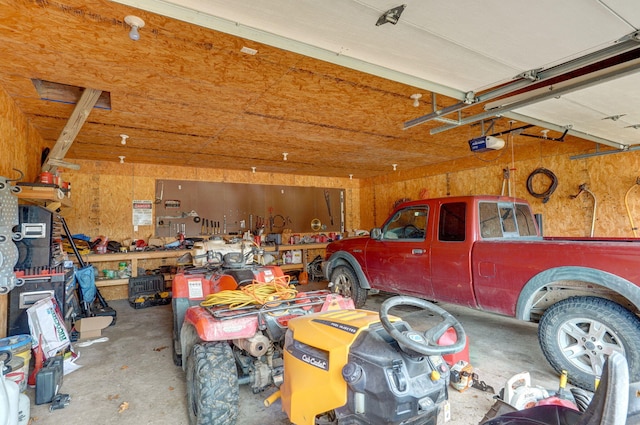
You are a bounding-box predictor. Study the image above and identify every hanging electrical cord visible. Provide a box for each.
[200,276,296,309]
[526,168,558,203]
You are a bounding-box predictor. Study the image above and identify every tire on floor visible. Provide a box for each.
[538,296,640,391]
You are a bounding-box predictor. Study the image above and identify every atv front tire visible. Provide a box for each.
[538,296,640,391]
[186,342,239,425]
[330,265,367,308]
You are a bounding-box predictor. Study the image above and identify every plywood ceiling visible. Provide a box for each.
[1,0,639,178]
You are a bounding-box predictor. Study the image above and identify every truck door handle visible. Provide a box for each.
[412,249,425,255]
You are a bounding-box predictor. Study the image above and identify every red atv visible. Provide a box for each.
[171,248,353,425]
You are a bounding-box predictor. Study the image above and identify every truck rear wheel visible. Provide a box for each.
[186,342,239,425]
[538,296,640,391]
[330,265,367,307]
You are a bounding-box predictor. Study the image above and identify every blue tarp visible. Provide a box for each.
[75,265,96,304]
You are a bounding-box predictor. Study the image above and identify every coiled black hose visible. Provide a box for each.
[527,168,558,203]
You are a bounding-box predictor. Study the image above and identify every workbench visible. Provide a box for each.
[81,250,190,299]
[263,243,328,272]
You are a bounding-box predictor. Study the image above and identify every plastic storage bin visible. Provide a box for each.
[128,275,171,309]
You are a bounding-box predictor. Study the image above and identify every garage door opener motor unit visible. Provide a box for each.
[468,135,505,152]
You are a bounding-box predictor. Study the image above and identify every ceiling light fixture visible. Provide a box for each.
[120,134,129,145]
[392,164,398,171]
[124,15,145,41]
[240,46,258,55]
[282,152,288,161]
[251,167,256,173]
[376,4,406,26]
[119,156,125,164]
[349,174,353,180]
[410,93,422,107]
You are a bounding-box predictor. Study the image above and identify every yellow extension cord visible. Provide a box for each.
[200,275,298,309]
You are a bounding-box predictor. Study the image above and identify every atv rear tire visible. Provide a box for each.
[186,342,239,425]
[330,265,367,308]
[538,296,640,391]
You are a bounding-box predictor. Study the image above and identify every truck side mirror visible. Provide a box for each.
[370,228,382,240]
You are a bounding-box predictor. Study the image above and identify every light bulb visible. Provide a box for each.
[410,93,422,107]
[129,26,140,41]
[125,16,145,42]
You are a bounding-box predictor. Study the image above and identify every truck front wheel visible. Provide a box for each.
[538,296,640,391]
[330,265,367,308]
[186,342,239,425]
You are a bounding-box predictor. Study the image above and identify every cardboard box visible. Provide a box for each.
[75,316,113,340]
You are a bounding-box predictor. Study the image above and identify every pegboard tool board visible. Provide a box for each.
[154,180,344,237]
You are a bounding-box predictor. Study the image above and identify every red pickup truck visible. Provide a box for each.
[323,195,640,390]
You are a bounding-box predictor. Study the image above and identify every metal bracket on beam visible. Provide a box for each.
[463,91,476,105]
[518,68,542,82]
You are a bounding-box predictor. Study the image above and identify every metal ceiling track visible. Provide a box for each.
[429,55,640,145]
[403,30,640,130]
[502,112,627,150]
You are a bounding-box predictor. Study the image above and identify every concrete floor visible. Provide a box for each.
[27,286,562,425]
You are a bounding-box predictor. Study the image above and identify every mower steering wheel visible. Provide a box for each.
[379,296,466,356]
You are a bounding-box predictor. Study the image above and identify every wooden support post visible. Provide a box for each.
[42,87,102,173]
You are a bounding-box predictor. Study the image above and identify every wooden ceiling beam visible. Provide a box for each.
[42,87,102,173]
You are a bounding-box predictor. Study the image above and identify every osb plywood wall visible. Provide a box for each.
[63,161,361,244]
[0,85,49,337]
[360,134,640,238]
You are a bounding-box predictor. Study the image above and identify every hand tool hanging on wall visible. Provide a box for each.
[570,184,597,237]
[501,168,512,196]
[154,182,164,204]
[624,177,640,237]
[324,190,334,225]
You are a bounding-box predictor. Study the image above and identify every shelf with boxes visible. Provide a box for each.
[80,249,190,300]
[262,242,328,273]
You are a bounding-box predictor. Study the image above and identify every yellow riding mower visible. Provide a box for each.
[267,296,466,425]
